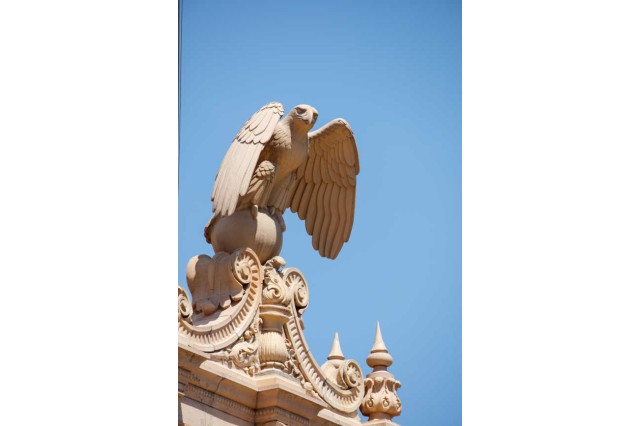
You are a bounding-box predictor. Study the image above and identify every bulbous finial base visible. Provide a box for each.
[209,208,283,264]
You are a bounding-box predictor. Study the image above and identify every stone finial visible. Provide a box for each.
[360,322,402,423]
[366,322,393,370]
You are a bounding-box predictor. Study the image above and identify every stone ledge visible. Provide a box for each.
[179,344,363,426]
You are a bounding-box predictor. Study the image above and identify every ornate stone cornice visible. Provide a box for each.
[255,406,309,426]
[184,382,256,423]
[178,251,366,416]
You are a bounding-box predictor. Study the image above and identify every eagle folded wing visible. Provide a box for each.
[211,102,284,216]
[289,119,359,259]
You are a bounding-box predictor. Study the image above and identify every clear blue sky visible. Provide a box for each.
[178,1,460,425]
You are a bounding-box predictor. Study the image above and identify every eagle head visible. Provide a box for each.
[289,104,318,130]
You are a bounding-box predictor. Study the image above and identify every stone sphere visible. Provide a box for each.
[210,209,283,263]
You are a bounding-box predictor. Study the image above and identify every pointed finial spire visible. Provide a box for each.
[327,332,345,361]
[366,321,393,369]
[371,321,388,353]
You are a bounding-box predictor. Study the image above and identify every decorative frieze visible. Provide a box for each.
[184,382,255,423]
[255,407,309,426]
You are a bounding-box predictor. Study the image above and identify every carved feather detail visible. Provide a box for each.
[289,119,359,259]
[211,102,284,216]
[210,103,358,260]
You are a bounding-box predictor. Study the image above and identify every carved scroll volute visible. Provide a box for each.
[186,248,261,320]
[178,286,193,322]
[232,249,262,286]
[337,359,364,390]
[178,248,263,353]
[321,333,364,390]
[283,268,309,315]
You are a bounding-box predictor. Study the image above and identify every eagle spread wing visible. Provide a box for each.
[289,119,359,259]
[211,102,284,216]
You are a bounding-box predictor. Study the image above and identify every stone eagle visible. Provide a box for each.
[206,102,359,259]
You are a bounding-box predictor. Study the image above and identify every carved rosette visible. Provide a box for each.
[337,360,363,389]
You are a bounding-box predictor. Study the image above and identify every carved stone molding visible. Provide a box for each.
[184,382,256,424]
[285,310,365,414]
[179,251,367,415]
[255,407,309,426]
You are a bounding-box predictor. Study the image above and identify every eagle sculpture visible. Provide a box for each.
[205,102,359,259]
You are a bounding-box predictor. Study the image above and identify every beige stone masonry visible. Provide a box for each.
[179,103,403,425]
